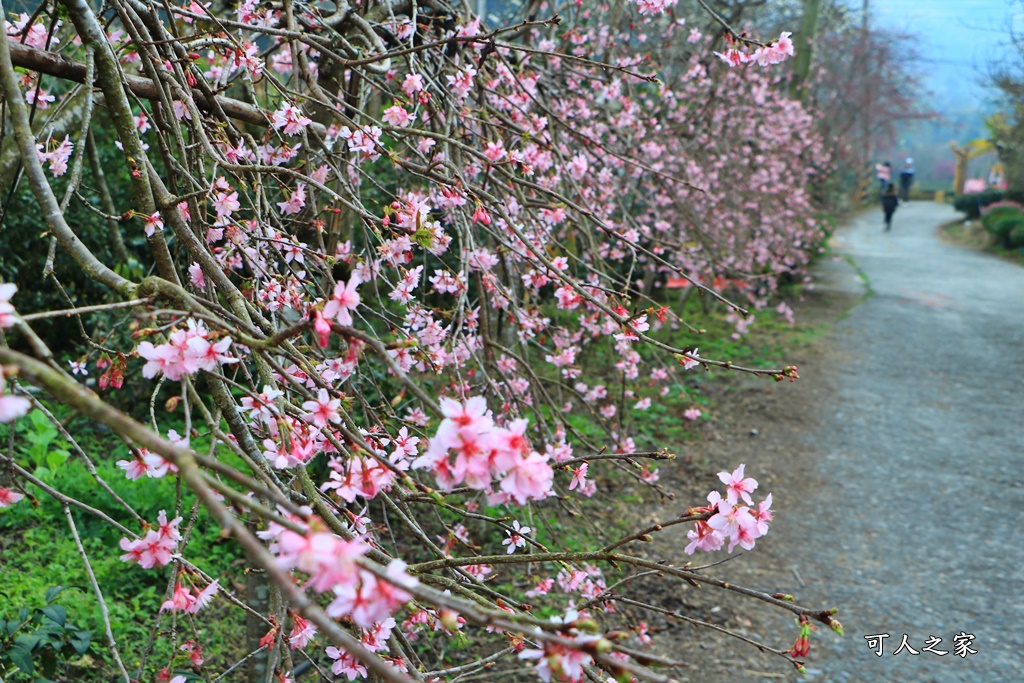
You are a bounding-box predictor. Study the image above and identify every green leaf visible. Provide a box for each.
[46,450,69,472]
[44,586,65,604]
[17,633,42,651]
[7,644,34,675]
[69,632,91,655]
[40,606,66,628]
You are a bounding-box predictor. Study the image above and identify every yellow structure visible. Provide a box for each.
[950,139,995,195]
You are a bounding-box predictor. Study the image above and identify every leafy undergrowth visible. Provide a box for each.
[0,410,248,681]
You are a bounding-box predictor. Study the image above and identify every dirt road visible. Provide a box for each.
[656,202,1024,682]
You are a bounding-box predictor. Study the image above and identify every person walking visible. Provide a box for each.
[899,158,915,201]
[881,182,899,231]
[876,161,892,194]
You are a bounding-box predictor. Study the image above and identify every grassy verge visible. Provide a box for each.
[940,218,1024,266]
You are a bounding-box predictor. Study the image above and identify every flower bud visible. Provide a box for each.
[439,608,460,632]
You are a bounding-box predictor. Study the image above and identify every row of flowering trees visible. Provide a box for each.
[0,0,837,680]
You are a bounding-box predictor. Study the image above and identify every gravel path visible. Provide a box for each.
[764,201,1024,682]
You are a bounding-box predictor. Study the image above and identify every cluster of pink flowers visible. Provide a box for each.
[412,397,554,506]
[119,511,182,568]
[685,465,773,554]
[288,613,318,649]
[518,610,601,683]
[116,447,178,480]
[35,136,74,177]
[629,0,678,16]
[5,12,58,49]
[320,452,396,503]
[261,518,418,631]
[137,319,238,381]
[271,102,311,135]
[715,32,795,68]
[263,521,370,593]
[161,579,219,614]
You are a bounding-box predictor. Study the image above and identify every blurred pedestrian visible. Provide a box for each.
[899,158,915,201]
[881,182,899,231]
[876,161,892,194]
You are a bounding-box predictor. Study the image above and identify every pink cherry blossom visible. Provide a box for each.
[277,182,306,215]
[753,492,773,535]
[718,464,758,505]
[325,647,367,680]
[119,511,180,568]
[143,212,163,237]
[678,349,701,370]
[6,13,56,49]
[569,462,589,491]
[501,520,531,554]
[323,275,362,326]
[382,104,415,127]
[0,369,30,423]
[36,135,73,177]
[270,527,369,594]
[289,614,318,649]
[714,49,749,68]
[302,389,341,427]
[271,102,311,135]
[0,487,25,507]
[446,66,476,100]
[25,88,54,109]
[630,0,677,16]
[499,452,554,505]
[401,73,423,96]
[212,190,240,218]
[116,449,174,480]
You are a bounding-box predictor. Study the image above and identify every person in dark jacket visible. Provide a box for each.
[881,183,899,231]
[899,158,915,201]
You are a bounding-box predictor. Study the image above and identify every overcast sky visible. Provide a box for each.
[868,0,1013,107]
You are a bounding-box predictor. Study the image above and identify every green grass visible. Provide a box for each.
[0,408,247,681]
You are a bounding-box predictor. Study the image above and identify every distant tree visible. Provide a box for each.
[801,4,932,199]
[990,16,1024,191]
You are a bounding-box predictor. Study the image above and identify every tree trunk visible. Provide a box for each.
[789,0,822,100]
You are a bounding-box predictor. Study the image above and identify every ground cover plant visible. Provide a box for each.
[0,0,842,680]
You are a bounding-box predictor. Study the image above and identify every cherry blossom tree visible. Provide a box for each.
[0,0,840,681]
